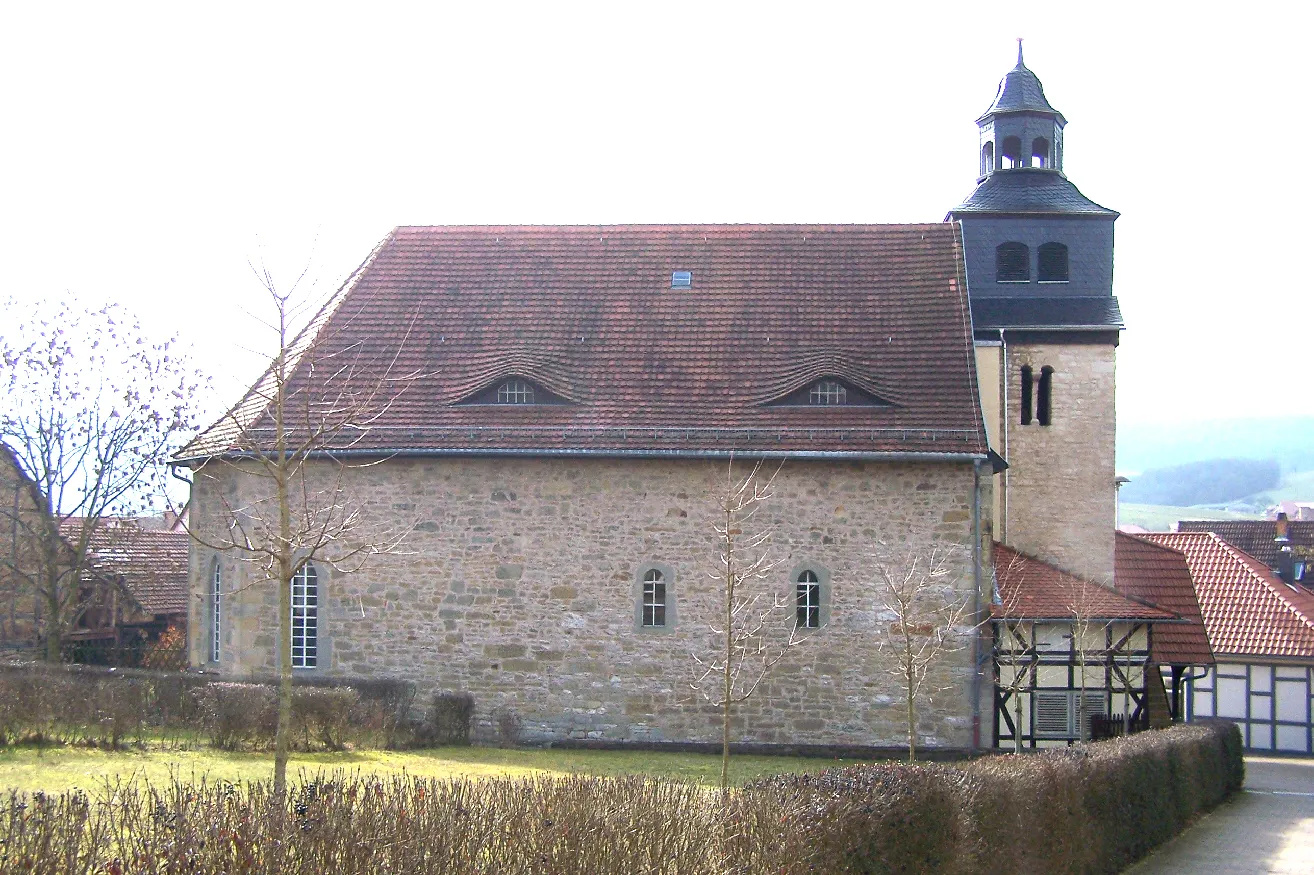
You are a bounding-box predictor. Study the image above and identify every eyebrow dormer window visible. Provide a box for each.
[496,380,535,404]
[808,380,847,406]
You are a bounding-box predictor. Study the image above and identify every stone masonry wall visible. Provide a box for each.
[1003,342,1116,583]
[188,456,985,750]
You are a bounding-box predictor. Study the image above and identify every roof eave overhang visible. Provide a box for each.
[1211,651,1314,664]
[176,448,991,466]
[991,614,1183,623]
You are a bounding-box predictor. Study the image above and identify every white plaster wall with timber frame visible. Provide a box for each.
[1187,661,1314,753]
[993,620,1151,749]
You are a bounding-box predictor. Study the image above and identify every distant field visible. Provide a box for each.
[1119,503,1260,532]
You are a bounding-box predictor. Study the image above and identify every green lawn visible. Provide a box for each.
[0,744,862,794]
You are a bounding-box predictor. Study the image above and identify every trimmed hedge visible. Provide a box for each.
[0,662,462,751]
[0,723,1244,875]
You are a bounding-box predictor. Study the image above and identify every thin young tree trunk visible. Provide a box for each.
[721,523,734,795]
[272,328,293,800]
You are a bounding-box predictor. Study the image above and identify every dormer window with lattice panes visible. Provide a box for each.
[809,380,847,406]
[496,379,535,404]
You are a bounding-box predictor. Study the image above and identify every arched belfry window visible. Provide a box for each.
[291,562,319,668]
[996,243,1030,282]
[1031,138,1050,168]
[1037,366,1054,426]
[1001,136,1022,169]
[981,141,995,175]
[1038,243,1069,282]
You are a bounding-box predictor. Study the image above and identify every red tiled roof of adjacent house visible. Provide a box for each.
[61,520,189,616]
[180,224,988,460]
[992,543,1177,621]
[1175,519,1314,571]
[1141,532,1314,659]
[1113,532,1213,665]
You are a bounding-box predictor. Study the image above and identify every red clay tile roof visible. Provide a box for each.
[992,543,1177,621]
[61,521,189,616]
[1114,533,1213,665]
[1141,532,1314,659]
[1175,519,1314,571]
[181,224,988,460]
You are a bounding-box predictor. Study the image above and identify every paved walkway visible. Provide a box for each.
[1123,757,1314,874]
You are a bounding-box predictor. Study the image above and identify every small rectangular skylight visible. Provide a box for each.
[671,270,692,289]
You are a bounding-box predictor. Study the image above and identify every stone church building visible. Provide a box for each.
[179,49,1189,752]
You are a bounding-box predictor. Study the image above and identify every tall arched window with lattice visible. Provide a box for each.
[292,563,319,668]
[211,559,222,664]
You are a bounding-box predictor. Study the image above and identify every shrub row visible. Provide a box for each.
[0,722,1243,875]
[0,662,471,751]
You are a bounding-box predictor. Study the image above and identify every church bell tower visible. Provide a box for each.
[949,44,1122,584]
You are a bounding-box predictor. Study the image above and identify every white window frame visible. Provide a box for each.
[642,568,666,627]
[808,380,846,406]
[497,380,535,404]
[291,563,318,669]
[211,560,221,664]
[796,570,821,629]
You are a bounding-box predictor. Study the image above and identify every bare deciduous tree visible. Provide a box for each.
[1067,577,1110,743]
[180,261,419,796]
[992,551,1037,755]
[872,543,975,761]
[0,297,201,661]
[691,457,807,793]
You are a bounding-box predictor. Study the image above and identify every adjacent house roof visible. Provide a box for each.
[61,521,189,617]
[992,543,1177,622]
[1114,533,1214,665]
[1141,532,1314,660]
[180,224,989,462]
[1175,519,1314,571]
[950,168,1118,216]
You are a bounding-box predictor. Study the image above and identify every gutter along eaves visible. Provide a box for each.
[175,447,991,466]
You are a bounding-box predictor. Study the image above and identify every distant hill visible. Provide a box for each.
[1119,458,1280,507]
[1118,416,1314,475]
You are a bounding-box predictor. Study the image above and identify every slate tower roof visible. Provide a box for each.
[947,44,1121,337]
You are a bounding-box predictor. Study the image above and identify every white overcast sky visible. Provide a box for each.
[2,2,1309,435]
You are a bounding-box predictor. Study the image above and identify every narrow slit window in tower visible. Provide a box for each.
[996,242,1030,282]
[1038,243,1069,282]
[1037,367,1053,426]
[1020,365,1034,425]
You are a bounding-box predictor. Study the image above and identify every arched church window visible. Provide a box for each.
[981,141,995,175]
[1001,136,1022,169]
[1020,365,1034,426]
[1038,243,1069,282]
[996,242,1030,282]
[1031,138,1050,168]
[292,562,319,668]
[796,570,821,630]
[1037,367,1054,426]
[211,559,221,664]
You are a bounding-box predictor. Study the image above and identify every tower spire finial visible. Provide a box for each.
[1016,38,1025,68]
